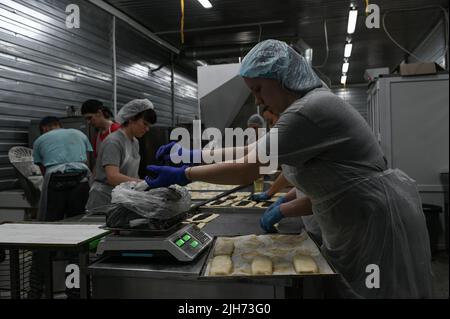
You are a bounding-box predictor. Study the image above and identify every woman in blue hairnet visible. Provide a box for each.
[146,39,433,298]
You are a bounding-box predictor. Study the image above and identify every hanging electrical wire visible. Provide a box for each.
[313,19,329,68]
[150,62,169,74]
[258,24,263,42]
[365,0,370,16]
[180,0,185,45]
[382,5,449,64]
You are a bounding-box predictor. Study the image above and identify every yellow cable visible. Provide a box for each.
[365,0,369,16]
[180,0,185,44]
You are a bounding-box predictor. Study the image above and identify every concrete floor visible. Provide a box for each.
[431,251,449,299]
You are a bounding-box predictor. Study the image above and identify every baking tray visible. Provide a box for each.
[199,232,338,282]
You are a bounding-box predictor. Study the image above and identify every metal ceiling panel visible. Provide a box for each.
[106,0,449,85]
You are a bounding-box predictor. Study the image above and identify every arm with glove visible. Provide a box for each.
[251,173,292,201]
[155,141,256,166]
[155,141,201,166]
[260,193,313,233]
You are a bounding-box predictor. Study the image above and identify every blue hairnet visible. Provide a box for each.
[247,114,265,127]
[240,39,322,95]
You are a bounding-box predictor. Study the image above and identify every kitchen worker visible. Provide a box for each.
[247,113,265,130]
[252,106,291,201]
[144,39,433,299]
[30,116,92,299]
[251,106,322,244]
[33,116,92,221]
[85,98,157,211]
[81,99,121,158]
[246,113,265,142]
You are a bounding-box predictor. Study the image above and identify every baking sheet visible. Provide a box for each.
[202,231,335,278]
[189,191,223,200]
[187,182,240,191]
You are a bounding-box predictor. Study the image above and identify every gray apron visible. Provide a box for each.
[85,138,140,212]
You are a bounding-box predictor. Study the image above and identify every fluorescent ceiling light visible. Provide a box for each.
[197,0,212,9]
[342,62,349,73]
[347,9,358,34]
[341,75,347,85]
[344,43,353,58]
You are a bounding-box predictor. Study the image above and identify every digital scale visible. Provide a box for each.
[96,223,213,262]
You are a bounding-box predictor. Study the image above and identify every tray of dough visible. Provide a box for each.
[199,232,337,280]
[186,182,241,192]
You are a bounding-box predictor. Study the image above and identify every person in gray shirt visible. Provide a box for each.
[86,99,157,211]
[145,40,432,299]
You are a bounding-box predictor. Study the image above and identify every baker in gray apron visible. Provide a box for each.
[144,40,433,299]
[85,98,157,212]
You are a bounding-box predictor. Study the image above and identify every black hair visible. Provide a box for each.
[39,116,61,133]
[122,109,157,127]
[81,99,113,119]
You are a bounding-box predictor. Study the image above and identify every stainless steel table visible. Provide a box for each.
[88,209,335,299]
[0,222,109,299]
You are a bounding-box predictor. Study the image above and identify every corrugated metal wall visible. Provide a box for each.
[115,21,197,127]
[332,85,369,121]
[0,0,198,190]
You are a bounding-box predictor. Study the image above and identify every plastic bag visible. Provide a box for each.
[106,181,191,229]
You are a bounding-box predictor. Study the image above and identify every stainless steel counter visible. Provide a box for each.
[87,209,332,298]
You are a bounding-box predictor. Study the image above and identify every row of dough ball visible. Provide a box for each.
[210,238,318,276]
[209,254,318,276]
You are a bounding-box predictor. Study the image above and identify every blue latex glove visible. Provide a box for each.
[155,142,201,166]
[271,196,287,208]
[250,191,272,202]
[260,204,284,233]
[145,165,191,188]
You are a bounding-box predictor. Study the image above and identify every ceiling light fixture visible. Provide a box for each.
[196,0,212,9]
[347,5,358,34]
[344,42,353,58]
[341,74,347,85]
[342,61,349,73]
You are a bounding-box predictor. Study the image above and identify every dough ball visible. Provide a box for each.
[214,238,235,256]
[251,256,273,275]
[293,254,318,274]
[210,255,233,276]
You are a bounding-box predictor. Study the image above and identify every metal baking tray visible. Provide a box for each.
[198,233,338,283]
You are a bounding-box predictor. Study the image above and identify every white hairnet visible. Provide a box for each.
[247,113,265,127]
[117,98,154,124]
[240,39,323,95]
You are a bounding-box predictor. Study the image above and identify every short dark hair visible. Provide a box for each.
[81,99,113,119]
[122,109,157,127]
[39,116,61,133]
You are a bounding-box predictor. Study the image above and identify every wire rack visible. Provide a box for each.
[0,249,98,299]
[0,249,32,299]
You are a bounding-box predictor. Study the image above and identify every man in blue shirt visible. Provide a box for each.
[30,116,93,299]
[33,116,92,221]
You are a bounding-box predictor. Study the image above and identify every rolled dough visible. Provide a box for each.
[210,255,233,276]
[213,238,235,256]
[293,254,318,274]
[251,256,273,275]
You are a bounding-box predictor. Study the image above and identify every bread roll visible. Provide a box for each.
[214,238,234,256]
[210,255,233,276]
[251,256,273,275]
[293,254,318,274]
